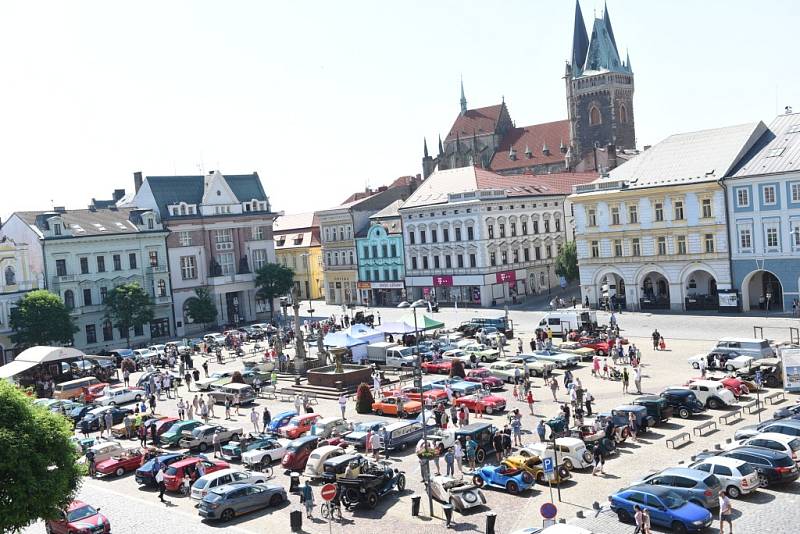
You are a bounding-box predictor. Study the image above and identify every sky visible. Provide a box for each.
[1,0,799,221]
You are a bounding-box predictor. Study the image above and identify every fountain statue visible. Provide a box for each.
[292,287,306,373]
[334,350,344,374]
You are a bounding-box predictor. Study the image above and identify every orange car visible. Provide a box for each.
[279,414,322,439]
[372,396,422,417]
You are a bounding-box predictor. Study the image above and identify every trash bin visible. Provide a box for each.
[411,495,421,517]
[290,510,303,532]
[485,512,497,534]
[289,472,301,493]
[442,503,454,527]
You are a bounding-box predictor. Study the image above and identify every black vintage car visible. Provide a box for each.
[659,389,706,419]
[633,396,674,425]
[338,463,406,509]
[455,423,498,463]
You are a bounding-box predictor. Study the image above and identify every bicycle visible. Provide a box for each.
[320,501,342,521]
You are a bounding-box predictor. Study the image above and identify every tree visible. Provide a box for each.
[105,282,154,348]
[10,290,77,348]
[254,263,295,319]
[355,383,375,414]
[449,358,466,379]
[185,287,218,330]
[555,241,579,283]
[0,381,83,532]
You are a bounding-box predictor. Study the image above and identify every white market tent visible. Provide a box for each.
[0,346,85,379]
[323,324,385,364]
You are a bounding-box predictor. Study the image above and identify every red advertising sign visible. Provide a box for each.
[496,271,516,284]
[433,275,453,287]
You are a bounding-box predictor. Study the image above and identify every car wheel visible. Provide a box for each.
[230,434,240,441]
[472,475,484,487]
[708,398,721,410]
[672,521,688,534]
[726,485,740,498]
[476,448,485,463]
[135,394,141,401]
[507,377,515,384]
[115,467,125,477]
[620,428,630,442]
[536,471,545,484]
[739,385,749,396]
[506,480,519,494]
[366,490,379,509]
[597,349,606,356]
[562,458,574,471]
[520,471,534,485]
[582,450,593,465]
[396,473,406,491]
[220,508,235,522]
[678,408,690,419]
[557,466,570,481]
[109,401,116,406]
[269,493,284,506]
[485,406,493,415]
[399,442,407,451]
[199,442,208,452]
[691,362,700,369]
[481,356,486,363]
[758,473,769,488]
[766,375,780,388]
[530,370,539,377]
[375,410,383,417]
[726,365,735,372]
[343,488,360,506]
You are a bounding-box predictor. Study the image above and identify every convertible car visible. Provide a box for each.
[95,448,145,477]
[472,462,536,494]
[338,464,406,509]
[430,475,486,512]
[504,454,571,485]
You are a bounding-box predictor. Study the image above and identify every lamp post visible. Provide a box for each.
[766,290,773,318]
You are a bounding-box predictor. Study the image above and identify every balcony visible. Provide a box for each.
[155,295,172,305]
[208,272,255,286]
[147,265,169,274]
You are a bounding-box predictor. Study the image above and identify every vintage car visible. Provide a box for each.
[556,342,596,361]
[79,406,133,433]
[668,381,737,409]
[321,453,371,482]
[686,376,751,398]
[659,389,708,419]
[312,416,350,439]
[130,416,179,441]
[462,343,500,363]
[95,386,145,406]
[472,462,536,493]
[80,441,126,465]
[609,404,655,431]
[454,393,506,415]
[421,359,453,374]
[372,396,423,417]
[503,357,557,378]
[429,377,483,397]
[303,445,347,479]
[161,419,204,446]
[504,454,571,485]
[739,358,783,388]
[464,368,505,390]
[338,464,406,509]
[135,452,187,486]
[280,435,320,471]
[521,350,580,369]
[94,447,144,477]
[179,424,243,452]
[388,385,448,404]
[519,437,594,471]
[570,425,617,455]
[45,500,110,534]
[632,396,673,425]
[220,434,277,462]
[430,475,486,512]
[241,436,292,469]
[195,371,235,391]
[162,455,230,492]
[266,410,298,434]
[81,383,111,402]
[688,351,754,372]
[342,421,389,449]
[455,423,497,463]
[278,414,322,439]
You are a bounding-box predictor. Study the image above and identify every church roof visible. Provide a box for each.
[731,112,800,178]
[489,120,570,171]
[571,0,590,73]
[445,104,504,142]
[572,2,631,77]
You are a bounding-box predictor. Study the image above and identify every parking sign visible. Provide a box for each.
[542,457,554,474]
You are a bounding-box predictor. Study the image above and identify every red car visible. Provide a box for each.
[454,393,507,415]
[95,447,145,477]
[279,414,322,439]
[45,500,110,534]
[82,383,110,402]
[464,368,505,390]
[281,435,320,470]
[578,338,614,356]
[162,456,229,491]
[421,360,452,374]
[389,385,448,404]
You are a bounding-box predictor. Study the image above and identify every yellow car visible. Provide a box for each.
[503,454,571,485]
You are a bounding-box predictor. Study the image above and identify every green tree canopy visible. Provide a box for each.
[254,262,294,318]
[105,282,154,347]
[0,381,82,532]
[185,287,218,328]
[10,290,77,348]
[554,241,579,283]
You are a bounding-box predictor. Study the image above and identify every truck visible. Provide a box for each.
[536,310,598,337]
[367,342,416,367]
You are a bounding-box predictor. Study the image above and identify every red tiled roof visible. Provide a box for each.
[489,120,570,171]
[476,170,598,197]
[446,104,504,141]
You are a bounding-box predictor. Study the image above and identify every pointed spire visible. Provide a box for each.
[603,1,619,53]
[625,49,632,72]
[571,0,590,75]
[423,137,429,158]
[438,134,444,156]
[460,76,467,115]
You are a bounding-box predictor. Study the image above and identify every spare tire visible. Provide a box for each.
[557,465,570,480]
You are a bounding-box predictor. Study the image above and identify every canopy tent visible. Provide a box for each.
[402,314,445,331]
[375,321,418,335]
[323,332,367,349]
[347,324,385,345]
[0,346,85,379]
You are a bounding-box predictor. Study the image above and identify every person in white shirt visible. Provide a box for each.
[453,439,463,475]
[250,407,260,433]
[155,467,166,503]
[719,490,733,534]
[369,432,381,461]
[338,395,347,419]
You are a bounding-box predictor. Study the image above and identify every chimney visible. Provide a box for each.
[607,144,618,170]
[133,171,143,192]
[54,206,66,213]
[643,145,652,151]
[113,189,125,202]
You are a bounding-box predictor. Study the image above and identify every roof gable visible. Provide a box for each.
[446,104,504,142]
[202,171,239,205]
[731,113,800,178]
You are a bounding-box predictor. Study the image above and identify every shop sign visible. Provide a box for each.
[371,282,404,289]
[496,271,516,284]
[433,275,453,287]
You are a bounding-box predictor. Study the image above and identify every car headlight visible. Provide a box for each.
[693,520,705,525]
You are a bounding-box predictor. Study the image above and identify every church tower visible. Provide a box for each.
[566,1,635,168]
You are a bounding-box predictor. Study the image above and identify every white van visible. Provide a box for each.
[537,311,598,336]
[714,338,775,360]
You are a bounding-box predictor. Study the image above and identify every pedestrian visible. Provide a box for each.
[124,413,134,439]
[526,390,535,415]
[718,489,733,534]
[536,419,546,442]
[86,447,96,477]
[622,367,629,394]
[202,359,209,377]
[511,411,523,446]
[213,430,222,457]
[502,427,513,457]
[629,412,640,441]
[651,329,660,351]
[449,404,458,428]
[301,483,314,519]
[700,358,707,378]
[475,396,484,419]
[224,398,232,420]
[148,394,157,415]
[633,504,644,533]
[103,411,113,438]
[262,406,271,429]
[466,437,478,470]
[592,446,605,476]
[634,365,642,394]
[453,439,463,475]
[514,367,521,385]
[561,403,571,429]
[493,430,505,460]
[592,356,600,377]
[445,384,453,404]
[444,447,455,476]
[563,369,573,389]
[184,372,192,392]
[187,402,194,421]
[250,407,260,433]
[294,394,303,415]
[658,336,666,351]
[458,405,468,427]
[177,399,185,420]
[156,466,167,503]
[208,396,216,418]
[549,376,559,402]
[123,368,130,387]
[234,394,241,416]
[432,443,442,475]
[370,431,381,461]
[138,421,147,446]
[584,390,594,416]
[517,338,523,354]
[337,394,347,419]
[512,383,519,402]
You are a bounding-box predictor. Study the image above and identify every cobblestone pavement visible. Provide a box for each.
[22,303,800,533]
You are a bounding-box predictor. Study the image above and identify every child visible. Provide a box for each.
[659,336,666,351]
[512,384,519,402]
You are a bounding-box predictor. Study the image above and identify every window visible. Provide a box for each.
[611,207,620,225]
[587,209,597,227]
[83,289,92,306]
[100,286,108,303]
[331,227,337,241]
[457,255,464,268]
[544,220,551,233]
[422,256,429,269]
[252,249,267,270]
[521,222,528,235]
[654,202,664,222]
[56,259,67,277]
[533,221,539,234]
[490,252,496,266]
[523,248,530,261]
[763,185,777,205]
[591,241,599,258]
[149,250,159,267]
[63,290,74,309]
[766,225,779,249]
[619,103,628,124]
[704,233,715,253]
[512,249,519,263]
[792,183,800,203]
[632,238,641,256]
[371,245,378,258]
[85,324,97,344]
[390,244,397,257]
[431,229,438,243]
[677,235,687,255]
[534,247,541,260]
[737,188,750,207]
[134,324,143,337]
[53,223,62,236]
[364,270,371,281]
[445,255,452,268]
[113,254,121,271]
[411,257,418,270]
[217,252,235,275]
[701,199,712,218]
[792,223,800,249]
[157,280,167,297]
[214,229,233,250]
[467,227,474,240]
[348,250,354,264]
[589,105,601,126]
[739,227,752,251]
[179,231,192,246]
[546,245,553,258]
[614,240,623,257]
[628,204,638,224]
[147,218,154,230]
[420,230,427,244]
[499,224,505,238]
[674,201,684,220]
[392,269,398,280]
[455,227,462,241]
[373,269,379,281]
[510,223,516,237]
[443,228,450,242]
[80,257,89,274]
[102,320,113,342]
[129,253,137,269]
[657,236,667,255]
[409,231,415,245]
[433,256,440,269]
[252,226,264,240]
[501,251,508,264]
[488,225,494,239]
[95,256,105,273]
[469,254,476,267]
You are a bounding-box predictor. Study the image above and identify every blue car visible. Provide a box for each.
[472,462,535,494]
[135,453,187,486]
[429,378,482,397]
[609,484,713,533]
[267,410,297,434]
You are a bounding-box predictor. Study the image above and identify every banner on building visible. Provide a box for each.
[472,287,481,303]
[496,271,516,284]
[433,275,453,287]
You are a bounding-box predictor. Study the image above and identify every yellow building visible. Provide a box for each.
[0,237,39,363]
[273,212,323,301]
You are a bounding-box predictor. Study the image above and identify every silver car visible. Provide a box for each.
[197,483,286,522]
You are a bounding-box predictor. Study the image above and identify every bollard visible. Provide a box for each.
[290,510,303,532]
[486,512,497,534]
[576,510,585,518]
[442,503,454,527]
[592,501,600,510]
[558,518,566,523]
[411,495,421,517]
[289,472,301,493]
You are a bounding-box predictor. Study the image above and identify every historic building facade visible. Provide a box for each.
[273,212,323,301]
[125,171,277,335]
[2,207,173,351]
[571,122,767,312]
[401,167,595,307]
[0,237,39,363]
[422,1,636,179]
[355,200,405,306]
[725,112,800,312]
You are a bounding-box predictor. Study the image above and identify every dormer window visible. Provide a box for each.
[53,223,62,236]
[180,205,186,216]
[147,217,154,230]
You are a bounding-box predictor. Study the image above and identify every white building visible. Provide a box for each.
[400,166,596,307]
[0,237,39,363]
[570,122,767,311]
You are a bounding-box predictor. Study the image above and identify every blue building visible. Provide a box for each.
[726,112,800,313]
[356,200,405,306]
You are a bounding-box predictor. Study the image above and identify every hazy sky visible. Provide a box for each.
[2,0,799,221]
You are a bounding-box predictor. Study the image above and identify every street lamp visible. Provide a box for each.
[766,290,773,318]
[400,298,434,518]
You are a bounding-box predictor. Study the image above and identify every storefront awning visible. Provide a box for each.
[0,359,39,379]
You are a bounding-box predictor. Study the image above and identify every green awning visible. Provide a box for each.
[403,314,444,331]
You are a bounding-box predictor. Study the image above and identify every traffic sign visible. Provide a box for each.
[542,457,554,474]
[320,483,337,502]
[755,370,763,387]
[540,502,557,519]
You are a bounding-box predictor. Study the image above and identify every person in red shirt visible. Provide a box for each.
[526,390,535,415]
